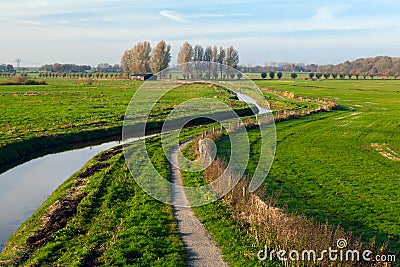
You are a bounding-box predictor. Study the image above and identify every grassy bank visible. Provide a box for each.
[218,80,400,252]
[0,136,186,266]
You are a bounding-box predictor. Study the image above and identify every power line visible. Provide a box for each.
[15,58,21,69]
[7,59,42,68]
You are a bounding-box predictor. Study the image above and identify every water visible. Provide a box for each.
[235,91,271,114]
[0,140,120,251]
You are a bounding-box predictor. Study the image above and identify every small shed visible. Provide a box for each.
[130,74,157,81]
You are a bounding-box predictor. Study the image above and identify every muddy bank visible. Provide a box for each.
[0,146,121,266]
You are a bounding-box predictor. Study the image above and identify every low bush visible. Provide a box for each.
[0,75,46,85]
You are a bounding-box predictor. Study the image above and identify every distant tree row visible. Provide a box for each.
[0,72,16,77]
[260,71,379,81]
[261,71,298,80]
[308,72,376,80]
[121,40,171,77]
[38,72,125,79]
[261,71,283,80]
[39,63,92,73]
[177,42,239,79]
[0,64,14,73]
[241,62,317,73]
[95,63,122,73]
[316,56,400,78]
[241,56,400,78]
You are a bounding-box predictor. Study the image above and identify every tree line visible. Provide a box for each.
[120,40,239,79]
[39,64,92,73]
[261,71,298,80]
[317,56,400,78]
[177,42,239,79]
[37,72,125,79]
[241,56,400,78]
[37,63,122,74]
[0,64,14,73]
[306,72,374,80]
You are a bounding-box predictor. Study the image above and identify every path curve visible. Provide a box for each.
[170,143,227,267]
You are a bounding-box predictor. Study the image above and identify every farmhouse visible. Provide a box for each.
[130,74,157,81]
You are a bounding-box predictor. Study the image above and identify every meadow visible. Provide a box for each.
[217,79,400,251]
[0,77,250,170]
[0,76,399,265]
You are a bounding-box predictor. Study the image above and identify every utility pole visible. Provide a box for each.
[15,58,21,71]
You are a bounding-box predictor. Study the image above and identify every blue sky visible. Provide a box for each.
[1,0,400,67]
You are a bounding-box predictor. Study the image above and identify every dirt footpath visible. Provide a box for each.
[170,144,227,267]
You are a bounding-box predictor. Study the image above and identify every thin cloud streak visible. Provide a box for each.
[159,10,188,23]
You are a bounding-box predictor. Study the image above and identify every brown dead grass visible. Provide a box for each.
[196,131,392,267]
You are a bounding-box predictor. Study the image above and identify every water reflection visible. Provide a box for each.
[0,141,120,251]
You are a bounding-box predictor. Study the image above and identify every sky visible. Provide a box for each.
[1,0,400,67]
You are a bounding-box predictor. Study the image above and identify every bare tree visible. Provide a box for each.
[224,45,239,79]
[121,49,133,74]
[193,44,204,62]
[225,46,239,68]
[203,46,212,62]
[204,46,213,79]
[132,41,151,74]
[193,44,204,78]
[177,41,194,79]
[211,46,219,79]
[217,47,225,79]
[121,41,152,75]
[150,40,171,78]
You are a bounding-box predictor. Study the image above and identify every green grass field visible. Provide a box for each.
[0,78,251,169]
[216,79,400,251]
[0,77,399,265]
[0,78,134,145]
[0,78,250,147]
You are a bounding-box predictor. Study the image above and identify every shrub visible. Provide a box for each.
[24,79,47,85]
[12,74,27,84]
[86,78,93,85]
[269,71,275,80]
[261,72,267,80]
[0,75,47,85]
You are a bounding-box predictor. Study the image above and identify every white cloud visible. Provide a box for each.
[20,20,43,26]
[312,6,335,20]
[312,4,351,21]
[158,10,250,23]
[159,10,188,23]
